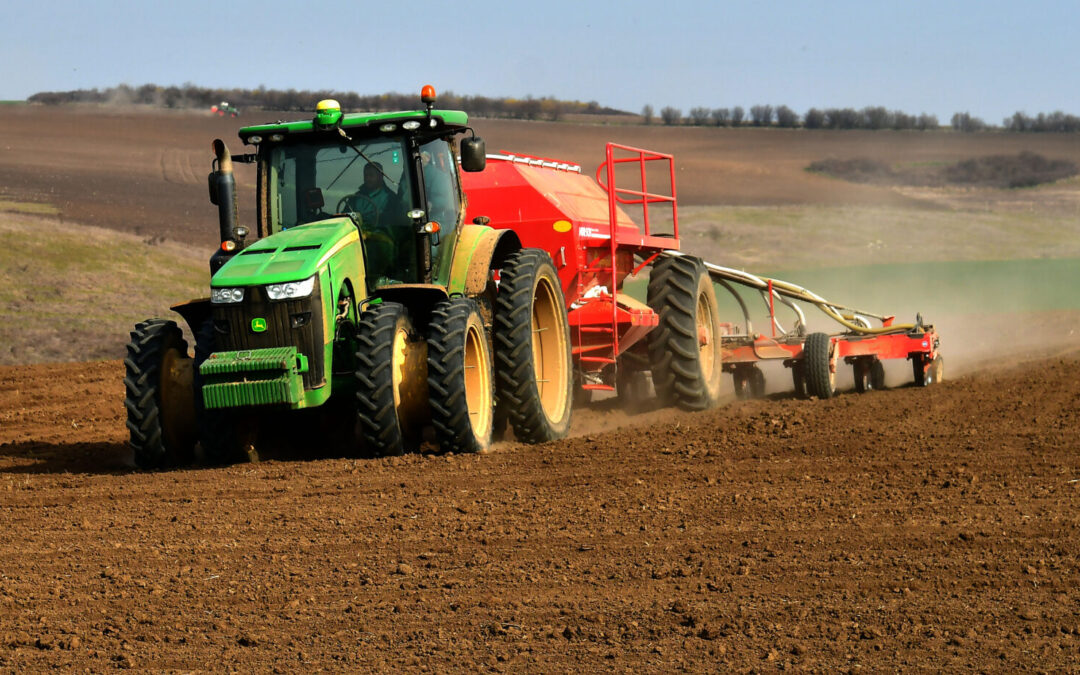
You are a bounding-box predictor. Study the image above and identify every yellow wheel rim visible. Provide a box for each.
[464,320,493,442]
[392,325,428,428]
[532,276,570,423]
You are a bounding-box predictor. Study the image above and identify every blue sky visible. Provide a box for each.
[3,0,1077,123]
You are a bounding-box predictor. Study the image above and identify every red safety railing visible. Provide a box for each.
[595,143,679,243]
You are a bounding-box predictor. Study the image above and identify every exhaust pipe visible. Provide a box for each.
[208,139,241,273]
[210,139,238,244]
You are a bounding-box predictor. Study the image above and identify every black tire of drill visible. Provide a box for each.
[803,332,836,399]
[791,362,808,399]
[355,302,413,456]
[193,320,243,465]
[123,319,195,469]
[646,255,723,411]
[492,249,573,443]
[913,353,943,387]
[749,366,766,398]
[870,358,887,390]
[428,298,493,454]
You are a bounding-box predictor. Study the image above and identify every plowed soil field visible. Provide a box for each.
[1,353,1078,671]
[3,105,1080,671]
[5,105,1080,248]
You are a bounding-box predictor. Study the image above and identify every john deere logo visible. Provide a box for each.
[251,318,268,333]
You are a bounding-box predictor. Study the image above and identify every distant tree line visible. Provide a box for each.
[644,103,1080,133]
[28,84,1080,133]
[647,104,941,130]
[1003,111,1080,133]
[26,83,626,122]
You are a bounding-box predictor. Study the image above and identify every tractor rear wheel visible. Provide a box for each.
[803,332,836,399]
[493,249,573,443]
[646,255,724,410]
[428,298,494,453]
[355,302,424,456]
[123,319,196,469]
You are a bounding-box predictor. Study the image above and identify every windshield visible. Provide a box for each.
[266,138,417,282]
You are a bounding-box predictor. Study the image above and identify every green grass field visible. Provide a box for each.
[0,210,206,364]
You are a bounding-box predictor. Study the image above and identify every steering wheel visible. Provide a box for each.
[336,194,380,226]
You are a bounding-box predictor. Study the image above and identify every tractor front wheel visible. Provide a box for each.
[428,298,494,453]
[123,319,196,469]
[355,302,424,456]
[493,249,573,443]
[646,255,724,410]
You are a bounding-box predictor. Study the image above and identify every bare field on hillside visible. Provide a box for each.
[4,106,1080,248]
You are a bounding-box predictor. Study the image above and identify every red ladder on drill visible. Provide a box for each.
[573,143,679,392]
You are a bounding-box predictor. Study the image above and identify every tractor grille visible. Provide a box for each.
[210,280,325,388]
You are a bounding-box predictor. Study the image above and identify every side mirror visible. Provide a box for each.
[460,136,486,172]
[207,172,219,205]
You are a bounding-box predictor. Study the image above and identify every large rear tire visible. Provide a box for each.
[123,319,196,469]
[646,255,724,410]
[428,298,494,453]
[355,302,424,456]
[803,332,836,399]
[493,249,573,443]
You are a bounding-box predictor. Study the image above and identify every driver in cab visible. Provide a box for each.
[344,162,409,281]
[344,162,398,228]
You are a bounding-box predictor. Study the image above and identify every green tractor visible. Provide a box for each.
[124,88,573,467]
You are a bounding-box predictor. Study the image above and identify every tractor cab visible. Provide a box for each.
[237,96,483,288]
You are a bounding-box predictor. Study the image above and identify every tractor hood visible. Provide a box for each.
[211,218,359,286]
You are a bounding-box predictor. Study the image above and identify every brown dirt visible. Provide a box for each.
[1,354,1079,671]
[6,106,1080,247]
[4,104,1080,671]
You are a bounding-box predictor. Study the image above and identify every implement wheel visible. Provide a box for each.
[123,319,196,469]
[913,354,944,387]
[791,362,808,399]
[428,298,494,453]
[853,358,886,393]
[493,249,573,443]
[355,302,424,456]
[732,366,765,400]
[803,332,836,399]
[646,255,724,411]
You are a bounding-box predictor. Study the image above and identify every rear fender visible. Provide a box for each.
[448,225,521,298]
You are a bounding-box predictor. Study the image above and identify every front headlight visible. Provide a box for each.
[266,275,316,301]
[210,287,245,304]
